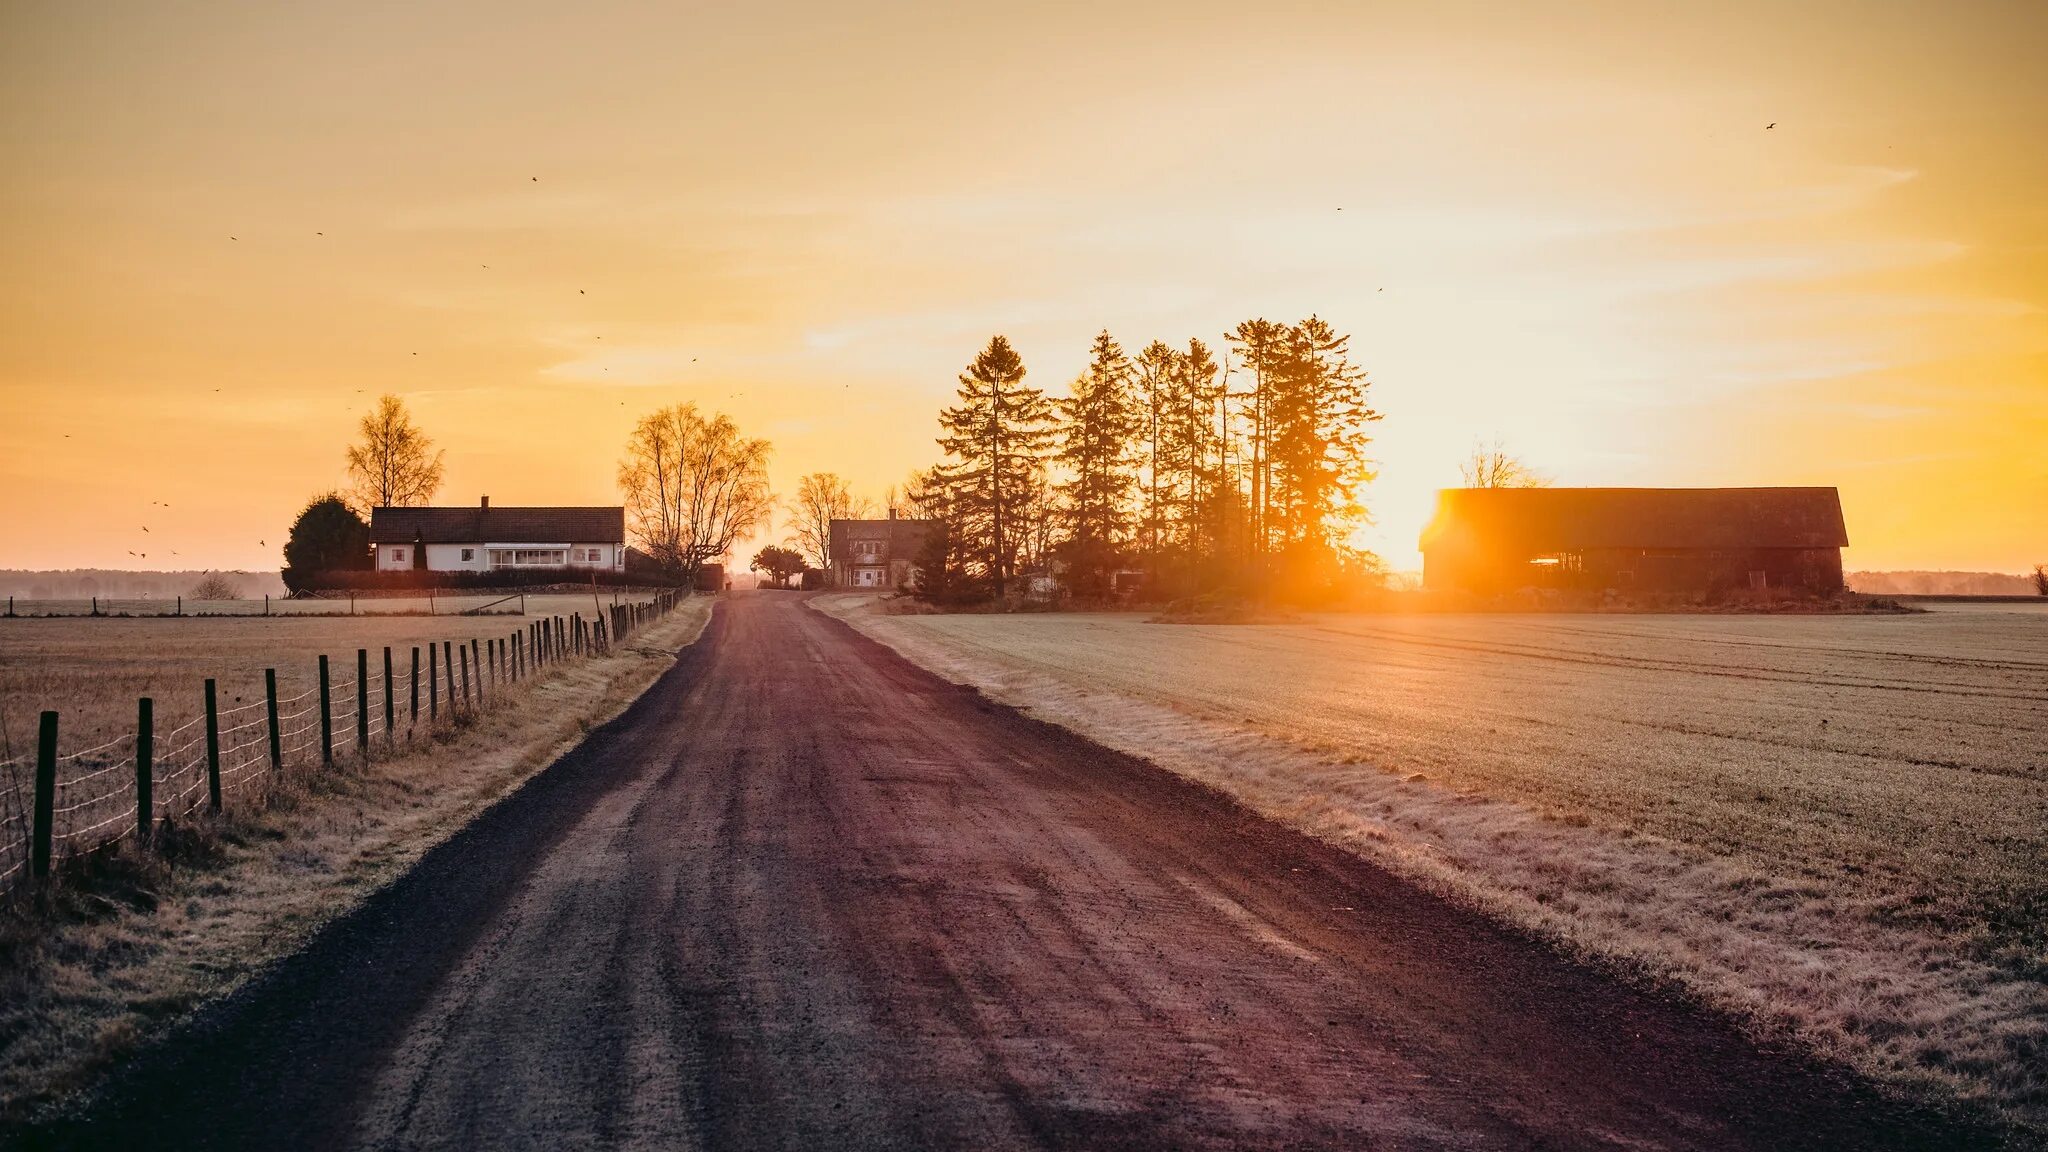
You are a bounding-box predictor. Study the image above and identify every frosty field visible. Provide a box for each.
[818,596,2048,1129]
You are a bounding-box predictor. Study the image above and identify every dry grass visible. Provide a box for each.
[816,594,2048,1134]
[0,595,711,1131]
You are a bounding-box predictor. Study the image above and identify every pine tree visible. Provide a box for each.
[1132,340,1177,565]
[1267,316,1379,556]
[1057,331,1141,598]
[1165,338,1224,558]
[1226,318,1288,559]
[934,335,1055,600]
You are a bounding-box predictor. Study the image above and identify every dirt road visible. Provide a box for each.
[38,593,1988,1150]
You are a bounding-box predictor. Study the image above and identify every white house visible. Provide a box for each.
[370,498,625,573]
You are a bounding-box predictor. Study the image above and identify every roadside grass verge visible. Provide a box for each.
[815,594,2048,1140]
[0,598,711,1133]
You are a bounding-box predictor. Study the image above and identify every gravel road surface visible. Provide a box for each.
[37,593,1991,1150]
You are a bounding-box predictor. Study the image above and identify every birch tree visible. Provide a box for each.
[789,472,872,569]
[345,394,444,513]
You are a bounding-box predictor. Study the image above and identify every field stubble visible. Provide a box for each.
[816,595,2048,1134]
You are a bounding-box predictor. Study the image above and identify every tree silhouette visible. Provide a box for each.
[282,493,370,588]
[618,404,772,585]
[1058,331,1141,598]
[1268,316,1379,555]
[933,336,1055,599]
[749,545,807,588]
[790,472,872,569]
[345,394,444,513]
[1458,439,1549,488]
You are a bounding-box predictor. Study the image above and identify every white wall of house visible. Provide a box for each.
[376,542,624,572]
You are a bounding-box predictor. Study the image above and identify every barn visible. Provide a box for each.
[1419,487,1848,596]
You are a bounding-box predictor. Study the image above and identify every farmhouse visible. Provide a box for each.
[1420,487,1848,595]
[828,515,936,589]
[371,498,625,573]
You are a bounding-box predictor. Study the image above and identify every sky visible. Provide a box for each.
[2,0,2044,573]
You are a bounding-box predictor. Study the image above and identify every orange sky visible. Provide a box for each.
[2,1,2044,573]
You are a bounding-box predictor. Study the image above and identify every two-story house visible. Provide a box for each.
[827,515,935,589]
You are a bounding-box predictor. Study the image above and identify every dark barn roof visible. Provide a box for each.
[828,518,936,561]
[1420,487,1848,553]
[370,506,624,545]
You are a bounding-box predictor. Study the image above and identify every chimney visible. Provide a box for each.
[480,495,490,509]
[888,507,897,520]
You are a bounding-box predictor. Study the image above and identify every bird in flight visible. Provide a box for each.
[1766,122,1776,129]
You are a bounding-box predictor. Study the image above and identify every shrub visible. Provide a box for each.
[186,573,242,600]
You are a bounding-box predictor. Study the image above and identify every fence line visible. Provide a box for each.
[1,590,684,895]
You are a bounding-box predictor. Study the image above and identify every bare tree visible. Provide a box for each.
[345,394,445,513]
[618,404,773,584]
[1458,439,1549,489]
[187,572,242,600]
[789,472,873,569]
[2034,564,2047,596]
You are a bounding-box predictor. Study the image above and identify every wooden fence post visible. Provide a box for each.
[266,668,282,771]
[135,697,153,846]
[459,644,471,711]
[429,643,439,720]
[383,647,395,742]
[469,640,481,704]
[443,641,456,709]
[318,655,332,767]
[411,647,420,725]
[32,712,56,880]
[356,648,369,754]
[204,678,222,813]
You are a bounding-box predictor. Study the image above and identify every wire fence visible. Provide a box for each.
[2,592,549,619]
[1,591,684,895]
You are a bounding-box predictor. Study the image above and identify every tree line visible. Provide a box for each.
[904,318,1383,605]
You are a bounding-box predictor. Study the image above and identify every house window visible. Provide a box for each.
[461,548,475,562]
[499,548,566,566]
[582,547,603,562]
[391,548,407,563]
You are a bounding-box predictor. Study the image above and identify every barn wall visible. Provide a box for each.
[1425,546,1844,595]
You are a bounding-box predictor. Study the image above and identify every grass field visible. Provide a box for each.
[0,595,711,1129]
[0,592,665,751]
[818,595,2048,1131]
